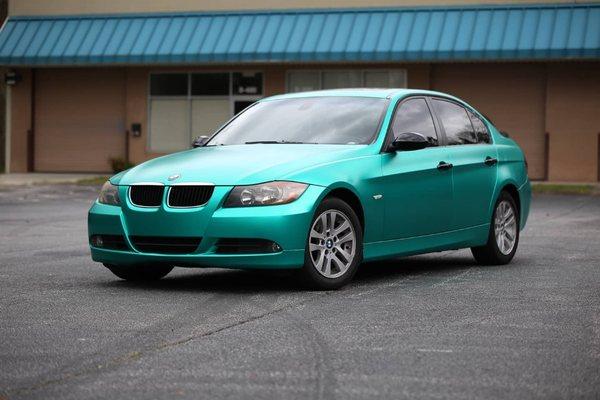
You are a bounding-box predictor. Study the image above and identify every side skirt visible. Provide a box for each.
[363,224,489,262]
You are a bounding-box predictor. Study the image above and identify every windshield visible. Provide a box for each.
[206,97,387,146]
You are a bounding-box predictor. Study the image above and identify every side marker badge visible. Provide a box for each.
[373,194,383,200]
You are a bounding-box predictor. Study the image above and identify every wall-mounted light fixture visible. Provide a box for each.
[131,123,142,137]
[5,70,22,86]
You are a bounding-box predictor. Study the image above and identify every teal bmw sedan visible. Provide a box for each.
[88,89,531,289]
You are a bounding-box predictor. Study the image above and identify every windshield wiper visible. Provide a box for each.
[244,140,315,144]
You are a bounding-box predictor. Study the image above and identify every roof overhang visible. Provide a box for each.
[0,3,599,66]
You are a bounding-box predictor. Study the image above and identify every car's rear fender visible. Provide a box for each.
[491,141,530,230]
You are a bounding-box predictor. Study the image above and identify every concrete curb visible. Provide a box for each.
[0,173,106,187]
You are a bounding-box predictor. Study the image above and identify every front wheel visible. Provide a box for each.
[103,263,173,281]
[299,197,363,290]
[471,191,520,265]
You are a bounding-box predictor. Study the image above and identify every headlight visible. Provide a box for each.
[224,181,308,207]
[98,181,120,206]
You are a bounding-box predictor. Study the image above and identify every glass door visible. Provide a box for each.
[233,99,258,115]
[231,71,263,116]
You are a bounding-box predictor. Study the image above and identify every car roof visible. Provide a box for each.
[262,88,461,101]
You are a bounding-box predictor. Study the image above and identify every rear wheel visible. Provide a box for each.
[299,198,363,290]
[471,191,519,265]
[103,263,173,281]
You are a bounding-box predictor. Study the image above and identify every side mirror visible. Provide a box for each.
[192,135,209,148]
[389,132,429,151]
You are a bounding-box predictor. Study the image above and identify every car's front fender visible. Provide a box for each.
[284,154,384,243]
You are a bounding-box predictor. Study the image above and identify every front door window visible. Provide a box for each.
[380,97,452,240]
[392,98,439,146]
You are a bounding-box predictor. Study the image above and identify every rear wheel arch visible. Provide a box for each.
[472,190,520,265]
[500,183,520,217]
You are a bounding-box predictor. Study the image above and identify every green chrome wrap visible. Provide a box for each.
[89,89,531,270]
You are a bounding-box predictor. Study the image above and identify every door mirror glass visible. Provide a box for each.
[192,135,209,148]
[390,132,429,151]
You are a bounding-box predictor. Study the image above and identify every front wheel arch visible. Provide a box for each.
[299,197,364,289]
[321,187,365,234]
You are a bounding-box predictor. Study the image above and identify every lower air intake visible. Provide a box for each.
[215,238,281,254]
[89,234,128,251]
[130,236,202,254]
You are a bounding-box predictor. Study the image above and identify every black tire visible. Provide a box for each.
[298,197,363,290]
[103,263,173,281]
[471,191,520,265]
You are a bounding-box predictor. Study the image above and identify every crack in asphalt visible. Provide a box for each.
[7,266,441,397]
[244,295,337,400]
[3,191,600,399]
[430,267,474,288]
[156,294,327,351]
[6,291,329,397]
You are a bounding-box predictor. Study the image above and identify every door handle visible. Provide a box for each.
[437,161,453,171]
[484,156,498,166]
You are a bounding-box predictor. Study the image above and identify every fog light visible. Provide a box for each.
[90,235,104,247]
[214,239,282,254]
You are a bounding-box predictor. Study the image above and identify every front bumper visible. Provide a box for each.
[88,184,325,269]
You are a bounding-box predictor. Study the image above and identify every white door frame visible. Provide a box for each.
[4,86,11,173]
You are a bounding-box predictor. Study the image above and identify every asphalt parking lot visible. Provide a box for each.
[0,184,598,400]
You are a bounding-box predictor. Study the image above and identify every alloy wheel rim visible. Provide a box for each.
[494,200,517,255]
[309,210,356,278]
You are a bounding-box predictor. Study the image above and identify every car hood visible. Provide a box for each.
[114,144,372,186]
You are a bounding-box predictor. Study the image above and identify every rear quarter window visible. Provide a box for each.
[467,110,492,144]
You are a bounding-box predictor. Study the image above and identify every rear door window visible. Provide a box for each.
[431,99,477,145]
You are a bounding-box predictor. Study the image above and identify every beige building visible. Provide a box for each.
[1,0,599,181]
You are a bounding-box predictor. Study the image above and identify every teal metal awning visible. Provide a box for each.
[0,3,598,66]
